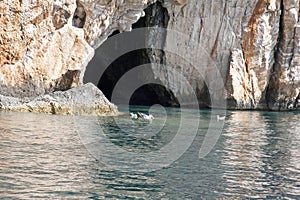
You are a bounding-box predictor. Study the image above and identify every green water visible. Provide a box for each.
[0,106,299,199]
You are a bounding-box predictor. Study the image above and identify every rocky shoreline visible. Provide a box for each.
[0,83,119,116]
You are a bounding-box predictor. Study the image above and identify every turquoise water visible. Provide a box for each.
[0,107,299,199]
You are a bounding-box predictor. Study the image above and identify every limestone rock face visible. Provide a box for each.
[0,0,94,97]
[79,0,155,49]
[267,0,300,110]
[0,0,152,98]
[0,0,299,112]
[0,0,156,115]
[144,0,299,110]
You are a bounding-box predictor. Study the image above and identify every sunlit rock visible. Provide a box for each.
[0,0,299,112]
[0,83,119,116]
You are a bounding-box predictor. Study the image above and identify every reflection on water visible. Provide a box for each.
[0,112,101,199]
[0,109,299,199]
[222,112,300,199]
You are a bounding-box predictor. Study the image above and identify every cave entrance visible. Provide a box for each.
[83,2,179,107]
[95,48,179,107]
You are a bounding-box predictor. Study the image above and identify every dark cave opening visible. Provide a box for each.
[84,1,179,107]
[129,84,179,107]
[96,49,179,107]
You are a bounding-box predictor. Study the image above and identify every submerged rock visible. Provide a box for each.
[0,83,119,116]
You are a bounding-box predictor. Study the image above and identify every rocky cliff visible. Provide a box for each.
[0,0,152,114]
[0,0,152,97]
[0,0,299,112]
[143,0,299,110]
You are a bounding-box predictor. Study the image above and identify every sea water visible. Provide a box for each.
[0,106,299,199]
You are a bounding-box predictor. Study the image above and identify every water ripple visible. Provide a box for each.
[0,109,299,199]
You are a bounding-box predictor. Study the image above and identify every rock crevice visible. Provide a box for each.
[267,0,300,110]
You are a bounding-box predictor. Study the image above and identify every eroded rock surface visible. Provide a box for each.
[142,0,299,110]
[0,0,155,115]
[0,0,299,112]
[0,0,94,97]
[267,0,300,110]
[0,0,153,98]
[0,83,118,116]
